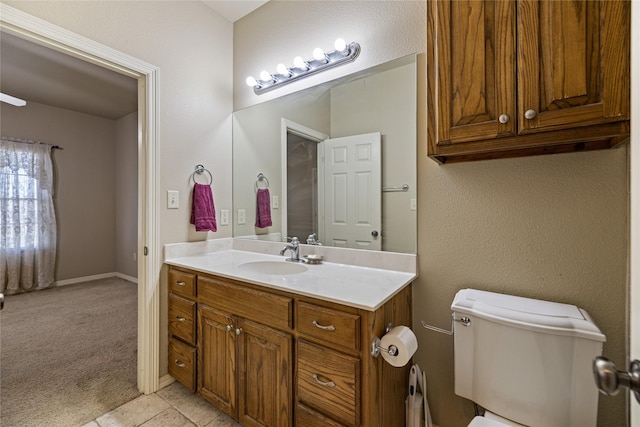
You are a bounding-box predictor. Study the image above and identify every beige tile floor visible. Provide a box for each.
[82,382,241,427]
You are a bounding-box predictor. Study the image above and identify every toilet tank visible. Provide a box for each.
[451,289,606,427]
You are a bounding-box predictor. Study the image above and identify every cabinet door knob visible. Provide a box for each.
[498,114,510,124]
[235,328,243,335]
[226,324,233,332]
[524,109,537,120]
[312,320,336,331]
[312,374,336,388]
[174,359,186,368]
[175,281,186,287]
[175,316,186,322]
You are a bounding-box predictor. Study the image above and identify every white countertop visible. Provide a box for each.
[165,249,416,311]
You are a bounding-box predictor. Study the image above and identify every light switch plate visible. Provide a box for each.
[167,190,179,209]
[237,209,246,225]
[272,195,279,209]
[410,198,417,211]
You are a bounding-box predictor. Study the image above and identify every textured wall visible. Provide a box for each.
[234,2,629,426]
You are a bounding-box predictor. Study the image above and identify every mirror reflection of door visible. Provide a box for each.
[286,131,318,240]
[322,132,382,250]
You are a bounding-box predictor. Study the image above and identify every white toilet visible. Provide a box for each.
[451,289,606,427]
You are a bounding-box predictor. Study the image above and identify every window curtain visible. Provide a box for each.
[0,139,57,294]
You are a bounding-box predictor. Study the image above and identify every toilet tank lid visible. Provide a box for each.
[450,289,606,342]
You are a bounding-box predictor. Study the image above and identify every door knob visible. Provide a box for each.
[593,356,640,403]
[371,230,379,237]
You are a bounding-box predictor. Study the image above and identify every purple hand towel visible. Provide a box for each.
[190,183,217,232]
[255,188,272,228]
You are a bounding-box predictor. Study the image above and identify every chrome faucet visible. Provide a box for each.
[306,233,322,246]
[280,237,300,262]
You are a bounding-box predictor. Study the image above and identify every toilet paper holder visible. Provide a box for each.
[371,323,399,358]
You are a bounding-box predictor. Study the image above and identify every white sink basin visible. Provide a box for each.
[238,261,308,275]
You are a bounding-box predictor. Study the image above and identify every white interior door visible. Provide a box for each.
[322,132,381,250]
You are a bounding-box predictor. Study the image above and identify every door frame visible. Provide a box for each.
[280,119,328,241]
[0,4,161,394]
[631,1,639,423]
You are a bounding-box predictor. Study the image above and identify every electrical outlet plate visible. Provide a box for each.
[237,209,246,225]
[220,210,229,225]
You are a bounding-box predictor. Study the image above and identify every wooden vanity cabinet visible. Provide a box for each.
[167,266,412,427]
[167,268,198,391]
[427,0,630,163]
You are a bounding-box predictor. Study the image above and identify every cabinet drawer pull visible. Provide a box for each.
[174,359,186,368]
[175,316,186,322]
[175,280,186,287]
[312,374,336,388]
[312,320,336,331]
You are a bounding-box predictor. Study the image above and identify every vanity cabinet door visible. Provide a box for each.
[237,318,292,427]
[198,305,236,418]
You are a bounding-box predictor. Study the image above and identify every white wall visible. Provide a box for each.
[235,2,628,426]
[4,0,235,248]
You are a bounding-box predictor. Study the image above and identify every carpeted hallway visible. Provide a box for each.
[0,277,140,426]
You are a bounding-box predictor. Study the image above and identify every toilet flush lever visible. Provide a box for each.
[593,356,640,403]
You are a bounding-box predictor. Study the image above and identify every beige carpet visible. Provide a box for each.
[0,277,141,426]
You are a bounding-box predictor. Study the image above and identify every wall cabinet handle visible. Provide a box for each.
[175,316,186,322]
[524,109,537,120]
[313,320,336,331]
[236,328,243,335]
[313,374,336,388]
[174,359,186,368]
[175,281,186,287]
[226,324,233,332]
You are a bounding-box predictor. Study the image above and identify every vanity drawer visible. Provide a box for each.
[199,275,293,331]
[169,268,197,298]
[168,337,196,391]
[296,340,359,427]
[296,302,360,351]
[169,293,196,345]
[296,403,347,427]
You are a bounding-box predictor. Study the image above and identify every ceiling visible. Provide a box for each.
[0,1,268,120]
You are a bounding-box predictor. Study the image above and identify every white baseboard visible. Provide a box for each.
[55,272,138,287]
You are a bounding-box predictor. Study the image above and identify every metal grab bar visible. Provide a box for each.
[382,184,409,192]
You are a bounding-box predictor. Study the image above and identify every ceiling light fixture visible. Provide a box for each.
[0,92,27,107]
[246,38,361,95]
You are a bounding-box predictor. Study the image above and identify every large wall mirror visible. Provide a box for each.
[232,54,417,254]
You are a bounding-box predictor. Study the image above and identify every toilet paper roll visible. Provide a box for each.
[380,325,418,367]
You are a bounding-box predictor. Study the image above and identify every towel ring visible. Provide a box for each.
[255,173,269,190]
[193,164,213,185]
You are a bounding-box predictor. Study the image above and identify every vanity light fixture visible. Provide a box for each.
[245,38,361,95]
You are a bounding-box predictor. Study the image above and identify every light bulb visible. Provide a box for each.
[246,76,258,87]
[259,70,273,81]
[276,63,291,76]
[334,38,347,54]
[313,48,327,62]
[293,56,309,70]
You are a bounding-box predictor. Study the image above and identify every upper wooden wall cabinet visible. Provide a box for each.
[427,0,630,163]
